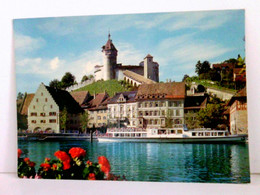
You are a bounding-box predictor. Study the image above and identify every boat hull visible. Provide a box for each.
[97,135,247,143]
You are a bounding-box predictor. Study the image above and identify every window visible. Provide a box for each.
[31,112,37,116]
[41,92,43,96]
[45,98,48,102]
[33,106,35,109]
[176,110,180,116]
[49,119,56,123]
[139,111,143,116]
[40,113,45,117]
[97,116,101,120]
[162,110,165,116]
[103,116,106,120]
[31,120,36,124]
[36,98,38,102]
[49,112,56,116]
[40,120,46,123]
[50,105,53,109]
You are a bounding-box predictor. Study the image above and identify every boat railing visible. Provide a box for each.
[107,128,147,133]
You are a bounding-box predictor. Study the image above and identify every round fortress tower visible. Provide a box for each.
[102,33,118,80]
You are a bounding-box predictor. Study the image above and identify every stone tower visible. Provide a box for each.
[102,33,118,80]
[144,54,159,82]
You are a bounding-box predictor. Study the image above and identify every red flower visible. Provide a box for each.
[28,161,35,167]
[88,173,96,180]
[52,164,57,170]
[62,160,71,170]
[98,156,111,176]
[54,151,70,161]
[18,149,22,158]
[68,147,86,159]
[24,157,30,162]
[86,160,92,166]
[40,163,51,171]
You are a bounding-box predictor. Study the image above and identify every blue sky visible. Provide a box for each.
[14,10,245,93]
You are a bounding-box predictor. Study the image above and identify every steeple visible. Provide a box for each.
[102,33,118,80]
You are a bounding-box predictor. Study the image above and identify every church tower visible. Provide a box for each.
[102,33,118,80]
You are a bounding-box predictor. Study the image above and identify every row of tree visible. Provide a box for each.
[59,107,89,133]
[49,72,94,90]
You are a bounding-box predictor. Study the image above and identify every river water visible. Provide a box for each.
[18,140,250,183]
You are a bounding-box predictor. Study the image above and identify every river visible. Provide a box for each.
[18,140,250,183]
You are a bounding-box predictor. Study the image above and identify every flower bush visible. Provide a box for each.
[17,148,125,180]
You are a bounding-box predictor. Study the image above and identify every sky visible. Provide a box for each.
[14,10,245,94]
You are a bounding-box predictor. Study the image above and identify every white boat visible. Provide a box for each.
[97,125,247,143]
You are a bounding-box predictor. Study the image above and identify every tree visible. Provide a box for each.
[185,112,201,129]
[165,109,173,128]
[89,75,94,79]
[81,75,89,83]
[182,74,190,82]
[80,111,89,133]
[60,107,68,130]
[195,60,211,76]
[197,103,225,129]
[61,72,76,88]
[49,79,62,89]
[17,92,24,100]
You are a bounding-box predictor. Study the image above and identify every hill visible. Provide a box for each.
[75,79,131,96]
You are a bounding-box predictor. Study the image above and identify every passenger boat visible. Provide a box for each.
[97,125,247,143]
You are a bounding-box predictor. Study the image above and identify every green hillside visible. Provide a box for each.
[75,79,131,96]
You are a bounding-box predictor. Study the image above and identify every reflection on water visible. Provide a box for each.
[18,141,250,183]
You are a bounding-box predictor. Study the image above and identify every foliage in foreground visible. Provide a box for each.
[17,148,125,181]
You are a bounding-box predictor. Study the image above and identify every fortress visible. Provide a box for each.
[94,34,159,86]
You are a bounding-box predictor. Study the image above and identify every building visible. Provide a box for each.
[184,95,208,129]
[83,92,110,129]
[28,83,83,133]
[94,34,159,84]
[17,93,35,130]
[70,91,91,106]
[135,82,186,129]
[227,87,247,134]
[107,91,137,128]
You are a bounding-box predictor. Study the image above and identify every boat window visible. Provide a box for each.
[177,130,182,134]
[192,132,196,136]
[171,130,175,134]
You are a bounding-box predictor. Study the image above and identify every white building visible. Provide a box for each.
[94,34,159,84]
[28,83,83,133]
[107,91,138,128]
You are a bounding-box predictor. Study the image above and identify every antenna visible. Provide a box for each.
[108,29,111,40]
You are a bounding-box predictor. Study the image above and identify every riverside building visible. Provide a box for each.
[27,83,83,133]
[135,82,186,129]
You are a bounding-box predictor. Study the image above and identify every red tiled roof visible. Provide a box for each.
[70,91,89,105]
[20,93,35,115]
[102,39,117,51]
[184,95,208,110]
[226,87,247,106]
[87,92,109,110]
[213,63,235,69]
[144,54,153,59]
[136,82,186,100]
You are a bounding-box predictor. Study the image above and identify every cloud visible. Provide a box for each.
[154,33,234,81]
[50,57,60,70]
[162,11,232,31]
[116,42,144,65]
[14,33,45,52]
